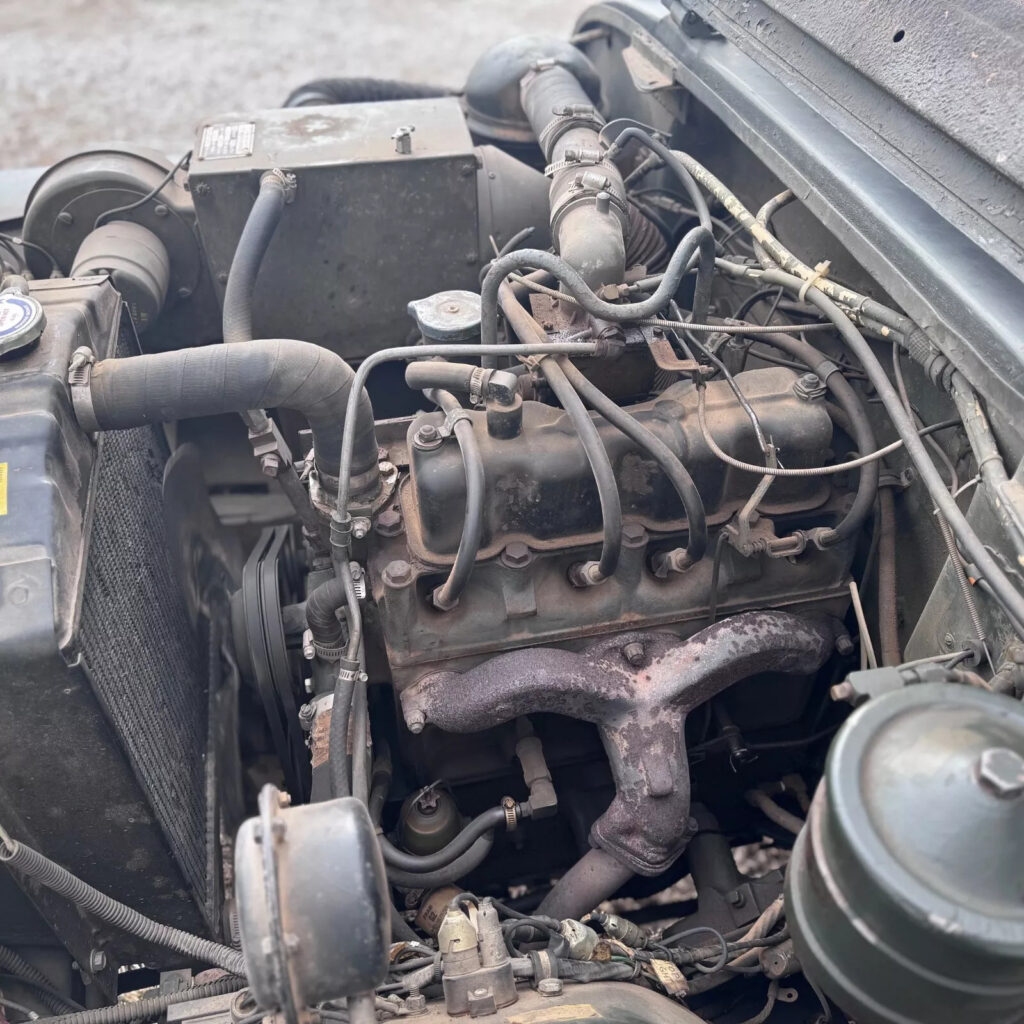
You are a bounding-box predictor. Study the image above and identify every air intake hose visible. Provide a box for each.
[79,339,379,496]
[284,78,453,108]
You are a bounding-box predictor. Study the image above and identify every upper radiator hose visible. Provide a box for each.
[520,62,628,289]
[76,340,379,496]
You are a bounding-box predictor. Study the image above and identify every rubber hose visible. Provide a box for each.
[479,228,715,367]
[746,790,804,836]
[0,840,246,977]
[86,339,378,494]
[0,947,80,1015]
[36,978,245,1024]
[537,848,634,921]
[386,834,495,889]
[284,78,452,108]
[540,357,622,581]
[328,562,363,800]
[556,356,708,566]
[406,362,481,394]
[556,960,636,983]
[305,576,346,647]
[222,174,287,347]
[877,487,901,666]
[756,331,879,546]
[380,806,507,873]
[427,389,486,609]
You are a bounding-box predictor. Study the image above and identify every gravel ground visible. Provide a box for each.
[0,0,589,169]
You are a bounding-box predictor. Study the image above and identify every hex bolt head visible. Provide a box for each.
[622,522,648,548]
[977,747,1024,799]
[260,452,281,477]
[351,517,370,540]
[406,710,426,734]
[383,559,413,588]
[375,508,404,537]
[793,372,827,401]
[501,541,531,568]
[88,949,107,973]
[537,978,563,996]
[413,423,442,450]
[622,641,646,667]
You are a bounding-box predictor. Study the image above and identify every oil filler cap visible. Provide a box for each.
[0,290,45,357]
[787,682,1024,1024]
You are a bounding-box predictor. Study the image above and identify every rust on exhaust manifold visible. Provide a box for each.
[401,611,836,875]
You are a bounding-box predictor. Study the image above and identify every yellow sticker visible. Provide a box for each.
[649,958,689,996]
[508,1007,600,1024]
[0,463,7,516]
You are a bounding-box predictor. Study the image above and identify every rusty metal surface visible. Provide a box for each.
[401,610,836,875]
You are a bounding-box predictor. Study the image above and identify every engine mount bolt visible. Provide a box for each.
[622,641,646,668]
[413,423,443,450]
[375,508,404,537]
[977,747,1024,799]
[537,978,563,997]
[407,709,426,734]
[383,559,414,588]
[501,541,531,568]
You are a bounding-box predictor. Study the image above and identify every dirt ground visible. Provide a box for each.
[0,0,589,169]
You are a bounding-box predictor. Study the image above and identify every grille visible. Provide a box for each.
[79,422,209,909]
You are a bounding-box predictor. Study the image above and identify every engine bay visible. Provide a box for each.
[1,6,1023,1024]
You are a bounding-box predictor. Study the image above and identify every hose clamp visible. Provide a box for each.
[68,346,99,432]
[501,796,520,831]
[438,407,473,439]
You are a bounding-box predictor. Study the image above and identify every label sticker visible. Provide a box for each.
[198,121,256,160]
[0,463,7,516]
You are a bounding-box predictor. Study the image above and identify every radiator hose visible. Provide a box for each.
[78,339,379,496]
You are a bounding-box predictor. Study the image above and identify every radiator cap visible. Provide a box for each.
[787,682,1024,1024]
[0,290,45,356]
